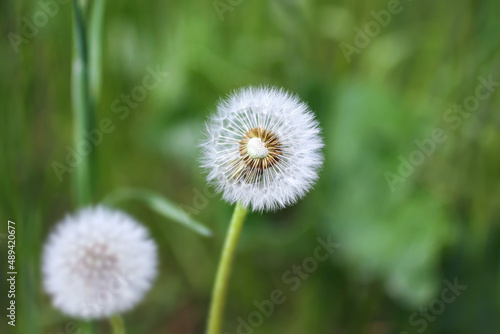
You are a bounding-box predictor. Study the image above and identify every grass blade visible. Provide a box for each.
[103,188,213,237]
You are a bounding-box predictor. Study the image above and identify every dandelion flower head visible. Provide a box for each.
[201,86,324,211]
[42,206,158,319]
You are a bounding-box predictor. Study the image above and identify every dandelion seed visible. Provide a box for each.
[200,86,324,211]
[42,206,158,319]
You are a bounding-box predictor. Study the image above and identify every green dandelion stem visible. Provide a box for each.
[206,202,249,334]
[110,315,125,334]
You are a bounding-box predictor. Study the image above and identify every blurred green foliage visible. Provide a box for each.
[2,0,500,333]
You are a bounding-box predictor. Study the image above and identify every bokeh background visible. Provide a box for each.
[2,0,500,333]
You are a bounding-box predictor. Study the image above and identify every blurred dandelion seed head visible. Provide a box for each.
[201,86,324,212]
[42,206,158,319]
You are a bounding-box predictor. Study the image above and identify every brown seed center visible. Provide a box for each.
[238,127,283,171]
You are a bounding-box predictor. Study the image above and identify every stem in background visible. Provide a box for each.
[110,315,125,334]
[206,202,249,334]
[71,0,94,206]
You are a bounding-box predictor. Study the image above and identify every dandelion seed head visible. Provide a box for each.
[200,86,324,211]
[42,206,158,319]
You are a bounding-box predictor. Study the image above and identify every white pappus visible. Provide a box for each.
[200,86,324,212]
[42,206,158,319]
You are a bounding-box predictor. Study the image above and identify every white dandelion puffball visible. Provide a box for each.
[201,86,324,211]
[42,206,158,319]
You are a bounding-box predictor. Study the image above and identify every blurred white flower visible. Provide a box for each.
[201,86,324,211]
[42,206,157,319]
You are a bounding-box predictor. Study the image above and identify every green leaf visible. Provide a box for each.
[71,0,95,206]
[88,0,106,104]
[102,188,213,237]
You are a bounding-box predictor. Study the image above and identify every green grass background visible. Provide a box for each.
[1,0,500,333]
